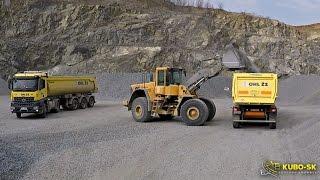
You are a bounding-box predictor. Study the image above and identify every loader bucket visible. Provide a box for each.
[222,44,246,69]
[222,43,261,73]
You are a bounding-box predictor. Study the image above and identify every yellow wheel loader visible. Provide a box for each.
[124,67,220,126]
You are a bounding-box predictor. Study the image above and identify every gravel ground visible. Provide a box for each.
[1,95,320,180]
[1,75,320,179]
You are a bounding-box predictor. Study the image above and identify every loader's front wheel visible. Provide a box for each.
[180,99,208,126]
[131,97,151,122]
[200,98,216,121]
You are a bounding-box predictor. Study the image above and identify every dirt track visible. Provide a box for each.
[1,95,319,180]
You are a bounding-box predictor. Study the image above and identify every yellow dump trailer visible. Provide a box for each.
[232,73,278,129]
[47,76,97,96]
[8,71,98,118]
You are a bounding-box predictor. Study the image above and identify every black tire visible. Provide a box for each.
[62,105,69,110]
[16,113,22,118]
[131,97,151,122]
[51,101,60,113]
[233,121,240,128]
[79,98,88,109]
[87,96,95,108]
[180,99,208,126]
[200,98,216,121]
[233,115,240,128]
[71,98,79,110]
[269,123,276,129]
[159,114,173,120]
[39,106,47,118]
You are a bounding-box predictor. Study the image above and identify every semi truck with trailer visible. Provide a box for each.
[231,73,278,129]
[8,71,98,118]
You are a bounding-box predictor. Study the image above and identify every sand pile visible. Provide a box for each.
[0,78,9,95]
[278,75,320,105]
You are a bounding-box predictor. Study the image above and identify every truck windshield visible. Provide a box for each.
[12,79,38,91]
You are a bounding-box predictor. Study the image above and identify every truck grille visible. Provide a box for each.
[14,97,35,102]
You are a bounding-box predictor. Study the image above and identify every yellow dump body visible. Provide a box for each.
[47,76,98,96]
[232,73,278,105]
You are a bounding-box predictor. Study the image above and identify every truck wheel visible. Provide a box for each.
[159,114,173,120]
[200,98,216,121]
[16,113,22,118]
[87,96,95,108]
[71,98,79,110]
[39,107,47,118]
[131,97,151,122]
[62,105,69,110]
[269,123,276,129]
[233,122,240,128]
[233,115,241,128]
[79,98,87,109]
[180,99,208,126]
[51,101,60,113]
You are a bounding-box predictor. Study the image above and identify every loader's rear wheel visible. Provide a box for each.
[131,97,151,122]
[200,98,216,121]
[180,99,208,126]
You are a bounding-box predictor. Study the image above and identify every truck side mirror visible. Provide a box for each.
[7,79,12,90]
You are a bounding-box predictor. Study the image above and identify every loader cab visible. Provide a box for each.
[155,67,186,96]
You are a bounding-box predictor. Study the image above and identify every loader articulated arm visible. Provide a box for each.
[187,67,223,94]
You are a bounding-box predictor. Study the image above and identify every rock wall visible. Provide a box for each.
[0,0,320,80]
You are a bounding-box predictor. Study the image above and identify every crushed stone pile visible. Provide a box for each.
[198,77,232,98]
[278,75,320,105]
[0,78,9,95]
[96,73,144,100]
[95,73,231,100]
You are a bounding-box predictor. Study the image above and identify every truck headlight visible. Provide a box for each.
[33,106,39,110]
[10,106,15,110]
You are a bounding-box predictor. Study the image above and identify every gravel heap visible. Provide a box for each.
[96,73,144,100]
[0,78,9,95]
[278,75,320,105]
[95,73,231,101]
[198,76,232,98]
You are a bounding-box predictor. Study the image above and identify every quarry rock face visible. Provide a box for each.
[0,0,320,79]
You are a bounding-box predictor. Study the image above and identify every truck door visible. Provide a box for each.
[38,78,47,100]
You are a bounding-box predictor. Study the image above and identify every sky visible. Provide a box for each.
[184,0,320,25]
